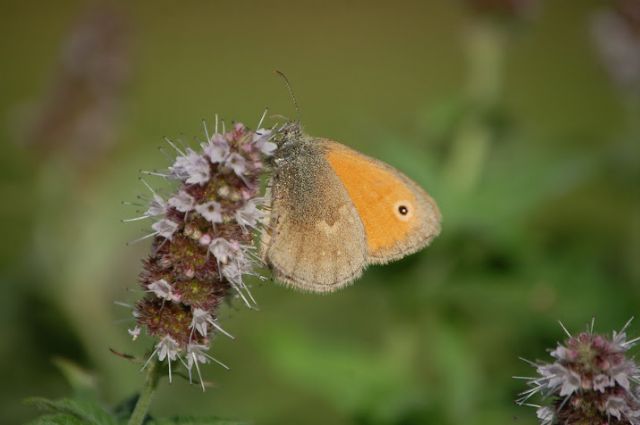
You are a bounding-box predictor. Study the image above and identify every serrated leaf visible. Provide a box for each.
[25,413,88,425]
[25,397,117,425]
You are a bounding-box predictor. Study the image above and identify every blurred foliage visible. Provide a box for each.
[24,360,247,425]
[1,0,638,424]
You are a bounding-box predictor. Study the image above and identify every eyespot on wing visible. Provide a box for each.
[323,141,441,264]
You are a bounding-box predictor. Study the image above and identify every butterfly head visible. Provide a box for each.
[268,120,316,161]
[272,121,303,144]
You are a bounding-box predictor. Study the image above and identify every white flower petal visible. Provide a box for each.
[235,199,265,229]
[226,153,247,176]
[168,190,195,212]
[536,407,554,425]
[152,219,179,239]
[190,308,212,337]
[195,201,223,223]
[550,345,571,361]
[253,129,276,156]
[146,194,167,217]
[203,135,230,163]
[559,369,581,396]
[170,149,210,184]
[209,238,235,264]
[186,343,210,369]
[148,279,180,302]
[128,326,141,341]
[221,254,252,285]
[605,395,627,420]
[156,335,180,362]
[593,374,611,392]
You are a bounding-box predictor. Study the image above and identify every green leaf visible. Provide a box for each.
[25,413,87,425]
[260,325,416,417]
[111,394,139,423]
[52,358,97,397]
[149,417,250,425]
[428,323,481,424]
[24,397,117,425]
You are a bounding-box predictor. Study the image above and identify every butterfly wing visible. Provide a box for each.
[323,140,441,264]
[261,144,368,292]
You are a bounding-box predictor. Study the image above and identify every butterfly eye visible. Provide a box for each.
[393,200,413,221]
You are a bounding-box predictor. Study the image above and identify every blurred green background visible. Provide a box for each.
[1,0,639,424]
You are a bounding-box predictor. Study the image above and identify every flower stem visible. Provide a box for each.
[128,358,161,425]
[445,18,507,193]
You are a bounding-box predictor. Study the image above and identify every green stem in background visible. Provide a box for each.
[624,95,640,139]
[623,95,640,286]
[128,358,161,425]
[444,18,508,194]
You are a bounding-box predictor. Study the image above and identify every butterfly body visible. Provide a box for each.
[261,123,441,292]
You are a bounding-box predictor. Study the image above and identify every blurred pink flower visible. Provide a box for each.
[518,320,640,424]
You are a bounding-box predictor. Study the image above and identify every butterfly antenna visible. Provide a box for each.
[274,70,301,122]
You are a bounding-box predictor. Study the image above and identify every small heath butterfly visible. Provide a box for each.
[260,121,442,293]
[261,74,441,292]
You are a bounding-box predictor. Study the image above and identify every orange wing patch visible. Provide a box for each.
[324,142,419,258]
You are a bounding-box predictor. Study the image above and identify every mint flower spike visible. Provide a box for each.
[516,318,640,425]
[125,119,274,390]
